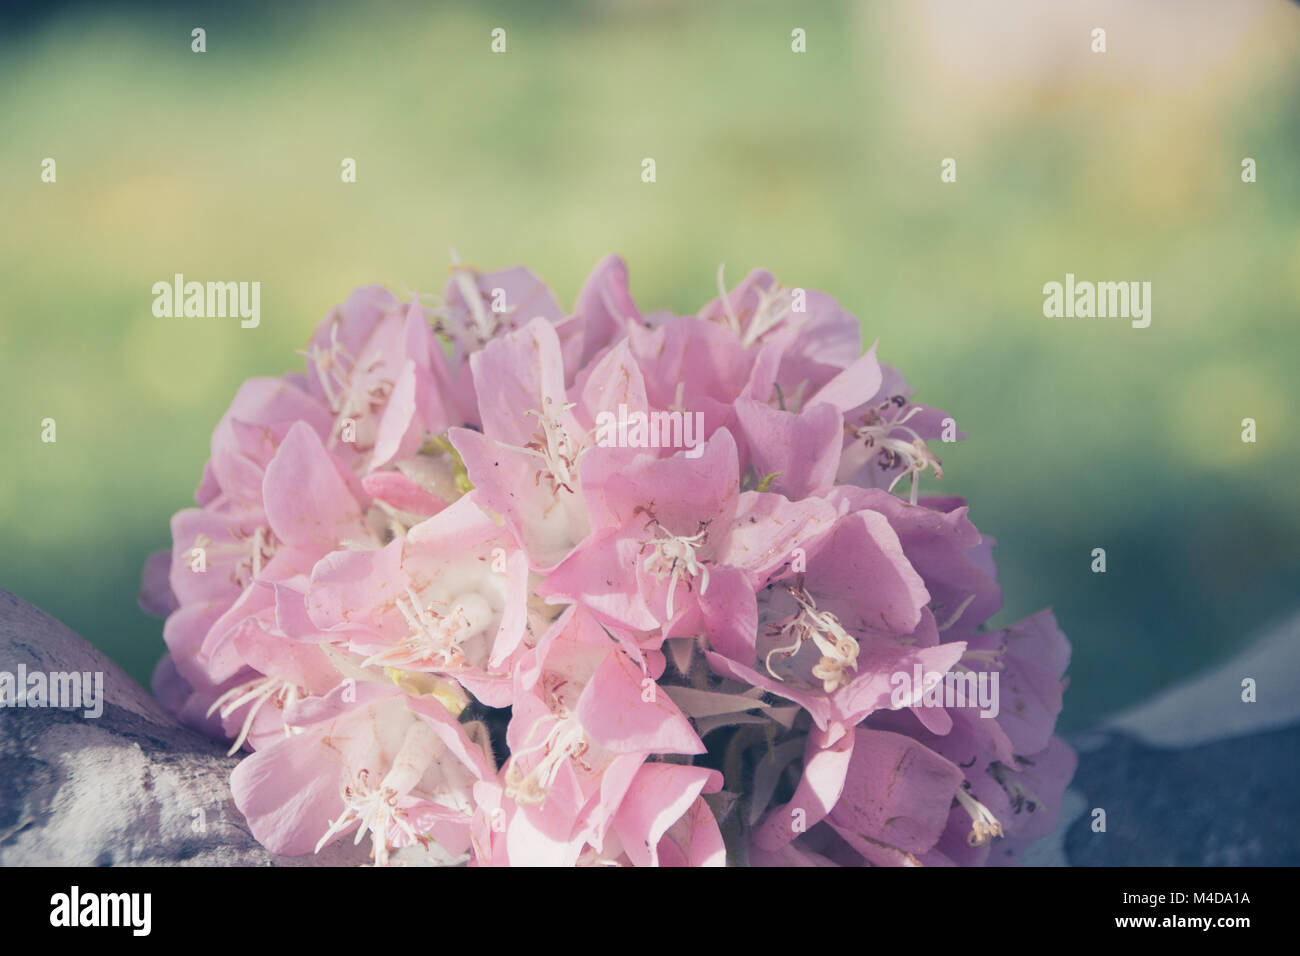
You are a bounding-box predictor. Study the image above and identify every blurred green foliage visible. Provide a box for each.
[2,0,1298,729]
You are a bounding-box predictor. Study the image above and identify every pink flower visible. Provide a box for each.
[543,429,838,655]
[142,253,1074,867]
[304,495,532,708]
[492,608,708,865]
[698,267,863,400]
[232,681,492,865]
[448,317,593,570]
[302,287,453,470]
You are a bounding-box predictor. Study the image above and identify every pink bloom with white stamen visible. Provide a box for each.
[142,252,1073,867]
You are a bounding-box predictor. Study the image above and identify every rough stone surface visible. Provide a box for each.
[0,589,366,866]
[1064,724,1300,866]
[1057,610,1300,866]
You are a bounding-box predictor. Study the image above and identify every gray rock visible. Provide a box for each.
[1057,609,1300,866]
[0,589,367,866]
[1064,724,1300,866]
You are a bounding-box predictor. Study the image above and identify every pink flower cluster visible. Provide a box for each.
[140,255,1075,866]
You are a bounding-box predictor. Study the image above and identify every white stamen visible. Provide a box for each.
[495,397,582,494]
[716,263,742,336]
[935,593,977,633]
[314,721,442,866]
[740,284,793,349]
[503,711,590,805]
[449,248,496,344]
[954,783,1004,847]
[641,522,710,619]
[853,399,944,505]
[364,587,494,670]
[206,675,303,756]
[764,588,860,693]
[193,524,278,589]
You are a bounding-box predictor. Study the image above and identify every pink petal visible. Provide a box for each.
[262,422,369,553]
[612,763,722,867]
[577,650,703,756]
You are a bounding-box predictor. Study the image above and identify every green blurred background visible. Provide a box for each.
[2,0,1297,730]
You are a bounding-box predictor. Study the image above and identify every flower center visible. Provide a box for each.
[304,320,359,414]
[496,396,583,495]
[851,397,944,506]
[503,677,592,805]
[442,252,500,349]
[315,721,443,866]
[713,266,794,348]
[302,319,401,453]
[503,714,590,805]
[207,674,303,756]
[640,520,711,619]
[192,524,278,589]
[764,587,860,693]
[741,284,794,349]
[365,586,495,671]
[954,782,1004,847]
[315,769,421,866]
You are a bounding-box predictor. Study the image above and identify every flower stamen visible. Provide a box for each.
[495,397,582,495]
[503,678,591,806]
[852,398,944,505]
[640,521,710,619]
[763,587,860,693]
[954,782,1004,847]
[364,587,494,671]
[206,674,303,756]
